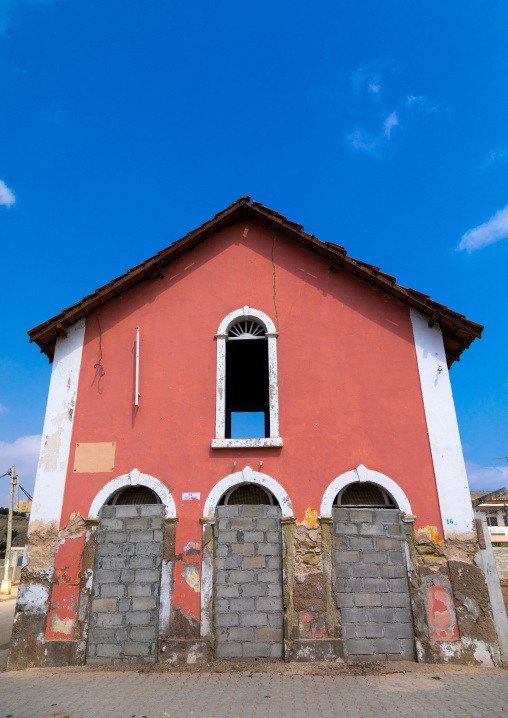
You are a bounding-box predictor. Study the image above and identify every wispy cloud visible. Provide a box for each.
[458,205,508,252]
[406,95,438,113]
[0,180,15,208]
[346,130,379,154]
[0,0,56,36]
[466,461,508,492]
[483,147,508,170]
[346,111,399,157]
[345,62,438,158]
[0,404,8,415]
[350,60,390,96]
[383,112,399,137]
[0,435,41,507]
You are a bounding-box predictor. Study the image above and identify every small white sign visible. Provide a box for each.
[182,492,200,501]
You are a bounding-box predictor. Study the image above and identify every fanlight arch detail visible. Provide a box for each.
[88,468,177,520]
[320,464,412,517]
[202,466,293,517]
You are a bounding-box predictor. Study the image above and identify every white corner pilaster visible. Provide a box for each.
[410,308,475,539]
[29,318,86,529]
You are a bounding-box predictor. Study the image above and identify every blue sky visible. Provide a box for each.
[1,0,508,506]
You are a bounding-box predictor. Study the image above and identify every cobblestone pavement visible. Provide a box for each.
[1,668,508,718]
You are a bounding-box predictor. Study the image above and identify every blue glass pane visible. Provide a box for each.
[230,412,265,439]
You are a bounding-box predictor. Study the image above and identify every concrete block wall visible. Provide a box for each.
[214,505,283,658]
[333,507,415,661]
[86,503,165,665]
[493,547,508,579]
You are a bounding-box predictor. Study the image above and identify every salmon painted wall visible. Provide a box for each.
[54,219,442,630]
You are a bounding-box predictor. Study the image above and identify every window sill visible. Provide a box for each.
[211,438,283,448]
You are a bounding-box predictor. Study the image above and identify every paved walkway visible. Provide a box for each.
[1,668,508,718]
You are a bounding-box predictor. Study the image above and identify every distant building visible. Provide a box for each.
[8,197,504,669]
[471,492,508,543]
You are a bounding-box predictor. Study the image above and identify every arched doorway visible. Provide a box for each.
[205,467,291,659]
[322,466,415,661]
[86,470,175,665]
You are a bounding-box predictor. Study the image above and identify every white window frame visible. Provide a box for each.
[211,306,282,448]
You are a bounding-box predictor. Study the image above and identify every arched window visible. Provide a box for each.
[212,306,282,448]
[107,485,161,505]
[334,482,396,508]
[217,483,279,506]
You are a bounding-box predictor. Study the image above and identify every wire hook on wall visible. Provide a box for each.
[92,314,105,391]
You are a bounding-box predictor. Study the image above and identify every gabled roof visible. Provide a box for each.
[28,196,483,364]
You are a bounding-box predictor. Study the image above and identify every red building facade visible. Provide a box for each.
[9,198,502,668]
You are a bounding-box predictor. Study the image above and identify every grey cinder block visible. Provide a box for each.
[216,613,240,627]
[125,518,149,530]
[352,564,382,579]
[215,585,240,599]
[243,642,270,657]
[132,597,157,611]
[348,536,375,551]
[114,506,139,518]
[256,543,280,556]
[256,597,283,612]
[228,597,256,611]
[241,583,267,597]
[334,523,359,535]
[344,639,375,655]
[215,643,242,658]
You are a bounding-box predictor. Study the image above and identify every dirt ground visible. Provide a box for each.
[21,657,506,679]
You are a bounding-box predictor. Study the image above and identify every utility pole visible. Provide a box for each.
[1,465,16,595]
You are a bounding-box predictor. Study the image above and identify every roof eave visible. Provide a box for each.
[28,196,483,365]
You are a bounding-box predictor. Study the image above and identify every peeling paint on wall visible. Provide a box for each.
[296,507,319,530]
[182,565,200,592]
[422,574,460,640]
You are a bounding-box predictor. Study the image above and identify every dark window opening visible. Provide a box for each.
[217,483,280,507]
[107,486,160,505]
[487,515,499,526]
[336,482,396,508]
[226,336,269,438]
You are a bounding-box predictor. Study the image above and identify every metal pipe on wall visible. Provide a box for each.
[135,326,140,407]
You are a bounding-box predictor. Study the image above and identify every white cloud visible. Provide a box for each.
[0,179,15,208]
[347,111,399,156]
[483,147,508,169]
[383,111,399,138]
[458,204,508,252]
[350,60,389,96]
[0,404,8,414]
[0,435,41,508]
[406,94,438,113]
[0,0,56,36]
[466,461,508,492]
[346,129,379,154]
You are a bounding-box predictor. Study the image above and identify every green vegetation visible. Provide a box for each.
[0,508,27,516]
